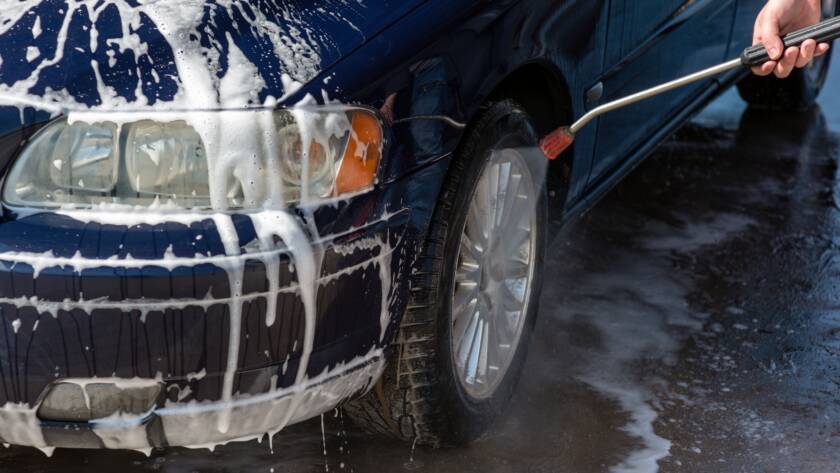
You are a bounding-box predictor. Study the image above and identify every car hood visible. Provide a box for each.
[0,0,422,118]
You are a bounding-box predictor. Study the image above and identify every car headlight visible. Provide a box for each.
[2,108,384,210]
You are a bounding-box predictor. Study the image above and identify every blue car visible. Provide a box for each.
[0,0,834,454]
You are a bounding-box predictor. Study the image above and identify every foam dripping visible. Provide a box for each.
[0,0,393,454]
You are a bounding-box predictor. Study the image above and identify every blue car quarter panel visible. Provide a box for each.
[309,0,610,205]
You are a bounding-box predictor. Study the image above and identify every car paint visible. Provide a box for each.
[0,0,765,449]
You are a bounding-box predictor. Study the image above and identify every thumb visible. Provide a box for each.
[756,14,784,60]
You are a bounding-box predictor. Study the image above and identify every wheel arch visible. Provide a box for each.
[482,61,575,211]
[486,61,573,136]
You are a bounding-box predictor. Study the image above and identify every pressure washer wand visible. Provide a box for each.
[540,15,840,160]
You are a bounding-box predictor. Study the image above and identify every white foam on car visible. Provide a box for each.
[51,199,214,227]
[56,377,163,411]
[0,240,397,318]
[80,346,385,451]
[0,0,393,455]
[90,411,155,456]
[0,403,53,457]
[0,0,323,112]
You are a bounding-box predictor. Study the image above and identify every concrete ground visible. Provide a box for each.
[4,55,840,473]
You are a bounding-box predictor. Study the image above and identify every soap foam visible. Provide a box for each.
[0,0,395,453]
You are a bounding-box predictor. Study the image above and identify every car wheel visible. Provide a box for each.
[737,0,838,111]
[345,100,547,446]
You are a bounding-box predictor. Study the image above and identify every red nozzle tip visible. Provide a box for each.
[539,127,574,160]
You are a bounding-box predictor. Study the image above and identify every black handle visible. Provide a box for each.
[741,15,840,66]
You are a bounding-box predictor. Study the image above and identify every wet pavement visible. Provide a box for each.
[4,58,840,472]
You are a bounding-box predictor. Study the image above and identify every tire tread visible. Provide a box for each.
[345,100,540,447]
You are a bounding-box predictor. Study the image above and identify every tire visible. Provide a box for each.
[345,100,548,447]
[737,0,838,111]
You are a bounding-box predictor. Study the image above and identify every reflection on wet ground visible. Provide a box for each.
[5,61,840,473]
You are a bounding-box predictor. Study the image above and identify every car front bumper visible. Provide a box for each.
[0,346,384,452]
[0,198,414,450]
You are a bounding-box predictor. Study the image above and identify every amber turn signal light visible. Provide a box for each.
[336,111,382,195]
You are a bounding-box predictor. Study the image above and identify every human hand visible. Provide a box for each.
[753,0,830,78]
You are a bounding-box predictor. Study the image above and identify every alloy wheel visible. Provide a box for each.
[451,147,538,400]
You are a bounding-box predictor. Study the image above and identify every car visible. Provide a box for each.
[0,0,834,455]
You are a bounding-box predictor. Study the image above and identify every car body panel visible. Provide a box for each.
[0,0,769,450]
[0,1,425,108]
[591,0,737,187]
[307,0,612,202]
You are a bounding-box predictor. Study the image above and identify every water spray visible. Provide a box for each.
[540,16,840,160]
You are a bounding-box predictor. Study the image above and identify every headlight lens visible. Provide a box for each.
[3,108,383,210]
[124,120,211,208]
[8,120,120,205]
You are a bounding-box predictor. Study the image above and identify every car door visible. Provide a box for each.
[587,0,737,186]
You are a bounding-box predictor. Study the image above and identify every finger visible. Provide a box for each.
[754,13,783,61]
[752,61,777,76]
[752,10,765,44]
[815,42,831,57]
[796,39,816,68]
[775,47,799,78]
